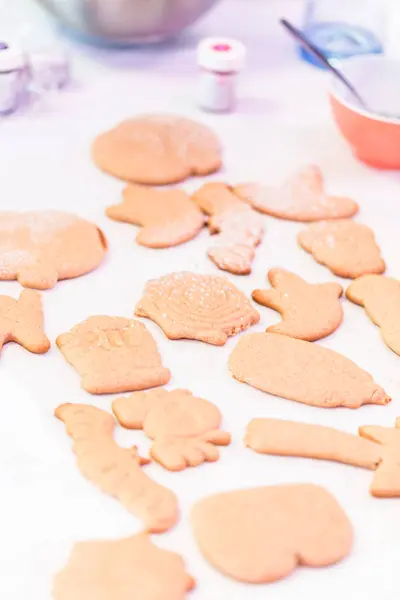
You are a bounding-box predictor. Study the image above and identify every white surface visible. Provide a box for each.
[1,0,400,598]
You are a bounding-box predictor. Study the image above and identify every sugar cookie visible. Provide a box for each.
[0,211,107,289]
[0,289,49,354]
[298,219,385,279]
[229,332,390,408]
[56,316,170,394]
[56,404,178,532]
[106,184,204,248]
[113,388,231,471]
[191,484,352,583]
[135,272,260,345]
[53,533,194,600]
[92,115,222,184]
[252,268,343,341]
[234,165,358,221]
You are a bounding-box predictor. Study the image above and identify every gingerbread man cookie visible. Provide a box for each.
[298,219,385,279]
[191,484,352,583]
[359,420,400,497]
[92,114,222,185]
[252,268,343,341]
[0,289,49,354]
[113,388,231,471]
[229,332,390,408]
[56,404,179,532]
[106,184,205,248]
[0,211,107,289]
[347,275,400,355]
[135,272,260,345]
[53,533,195,600]
[192,182,264,275]
[234,165,359,221]
[56,316,170,394]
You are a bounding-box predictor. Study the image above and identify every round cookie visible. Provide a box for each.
[92,115,222,185]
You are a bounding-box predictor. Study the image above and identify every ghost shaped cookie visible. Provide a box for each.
[234,165,359,221]
[113,388,231,471]
[53,533,195,600]
[135,272,260,345]
[92,114,222,185]
[347,275,400,355]
[0,211,107,289]
[106,184,205,248]
[56,316,171,394]
[298,219,385,279]
[229,332,390,408]
[192,182,264,275]
[252,268,343,341]
[56,404,179,532]
[191,484,353,583]
[0,289,50,354]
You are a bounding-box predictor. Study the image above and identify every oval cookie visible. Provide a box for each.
[92,115,222,185]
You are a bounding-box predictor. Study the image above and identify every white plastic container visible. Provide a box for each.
[197,37,246,112]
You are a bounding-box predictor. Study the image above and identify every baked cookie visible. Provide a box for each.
[56,404,179,532]
[0,289,50,354]
[191,484,352,583]
[252,268,343,341]
[113,388,231,471]
[192,182,264,275]
[0,211,107,289]
[298,219,385,279]
[92,114,222,185]
[135,272,260,345]
[106,184,205,248]
[245,418,381,469]
[347,275,400,355]
[53,533,195,600]
[229,332,390,408]
[246,417,400,498]
[56,316,170,394]
[234,165,358,221]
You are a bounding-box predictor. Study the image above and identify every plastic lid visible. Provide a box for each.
[0,46,26,72]
[197,37,246,73]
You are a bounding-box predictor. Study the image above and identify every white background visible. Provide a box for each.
[1,0,400,598]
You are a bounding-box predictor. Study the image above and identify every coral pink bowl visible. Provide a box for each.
[329,55,400,169]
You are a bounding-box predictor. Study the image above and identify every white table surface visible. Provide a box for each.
[1,1,400,598]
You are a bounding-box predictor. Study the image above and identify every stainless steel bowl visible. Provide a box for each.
[36,0,219,46]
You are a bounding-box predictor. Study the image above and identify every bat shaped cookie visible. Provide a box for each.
[252,268,343,341]
[113,388,231,471]
[106,184,205,248]
[0,289,50,354]
[56,403,179,532]
[234,165,358,221]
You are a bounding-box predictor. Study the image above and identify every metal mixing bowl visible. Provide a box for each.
[36,0,219,46]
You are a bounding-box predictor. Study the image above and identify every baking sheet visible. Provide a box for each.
[1,1,400,598]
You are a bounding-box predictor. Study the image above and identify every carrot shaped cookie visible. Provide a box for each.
[234,165,358,221]
[347,274,400,355]
[113,388,231,471]
[92,114,222,185]
[229,332,390,408]
[298,219,385,279]
[135,272,260,345]
[0,289,50,354]
[191,484,352,583]
[56,316,171,394]
[246,418,400,499]
[0,211,107,289]
[252,268,343,341]
[192,182,264,275]
[53,533,195,600]
[55,404,179,532]
[106,184,205,248]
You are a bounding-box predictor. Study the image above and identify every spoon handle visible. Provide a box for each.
[280,18,367,109]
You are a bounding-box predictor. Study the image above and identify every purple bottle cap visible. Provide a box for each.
[0,42,9,50]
